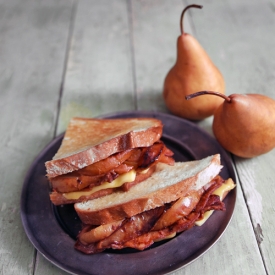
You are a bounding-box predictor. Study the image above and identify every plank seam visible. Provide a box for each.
[32,249,37,275]
[232,155,268,275]
[127,0,138,110]
[53,0,78,138]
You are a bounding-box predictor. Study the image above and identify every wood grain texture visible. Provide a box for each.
[0,0,73,274]
[132,1,267,273]
[1,0,275,274]
[234,153,275,275]
[187,0,275,274]
[56,0,135,134]
[34,252,69,275]
[130,0,187,112]
[179,182,265,275]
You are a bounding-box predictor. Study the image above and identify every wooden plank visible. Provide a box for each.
[131,0,267,274]
[3,0,271,274]
[0,0,73,274]
[38,2,134,272]
[187,0,275,274]
[179,176,265,275]
[131,0,192,111]
[35,252,69,275]
[234,153,275,275]
[56,0,135,134]
[130,0,214,133]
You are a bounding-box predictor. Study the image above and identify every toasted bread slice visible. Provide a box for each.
[74,154,222,225]
[45,117,163,178]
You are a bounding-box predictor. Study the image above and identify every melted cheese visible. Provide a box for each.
[155,232,177,242]
[140,167,150,174]
[63,170,136,200]
[195,178,236,226]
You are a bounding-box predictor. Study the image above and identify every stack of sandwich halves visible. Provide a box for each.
[45,117,235,254]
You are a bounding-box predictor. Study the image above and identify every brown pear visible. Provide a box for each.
[163,4,225,120]
[186,91,275,158]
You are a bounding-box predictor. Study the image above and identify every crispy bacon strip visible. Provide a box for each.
[152,190,201,231]
[75,178,226,254]
[51,142,174,193]
[79,220,124,244]
[157,145,175,166]
[80,149,134,176]
[121,180,225,250]
[50,171,96,192]
[97,206,164,251]
[75,206,164,254]
[137,142,174,169]
[50,166,157,205]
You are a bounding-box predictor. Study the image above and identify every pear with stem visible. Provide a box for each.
[163,4,225,120]
[186,91,275,158]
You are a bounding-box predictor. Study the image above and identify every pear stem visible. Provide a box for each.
[180,4,203,35]
[185,91,232,103]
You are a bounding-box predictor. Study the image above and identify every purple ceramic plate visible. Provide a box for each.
[21,111,236,275]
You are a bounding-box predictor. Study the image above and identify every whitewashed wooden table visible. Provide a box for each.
[1,0,274,274]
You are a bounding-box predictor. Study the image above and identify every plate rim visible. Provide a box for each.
[20,110,236,275]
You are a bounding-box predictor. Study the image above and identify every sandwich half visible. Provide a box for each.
[45,117,174,205]
[74,154,235,254]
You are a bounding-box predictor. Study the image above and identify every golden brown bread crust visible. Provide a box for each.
[50,166,156,205]
[75,176,200,225]
[45,117,163,178]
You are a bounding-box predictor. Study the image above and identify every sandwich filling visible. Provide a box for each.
[49,141,174,205]
[75,176,235,254]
